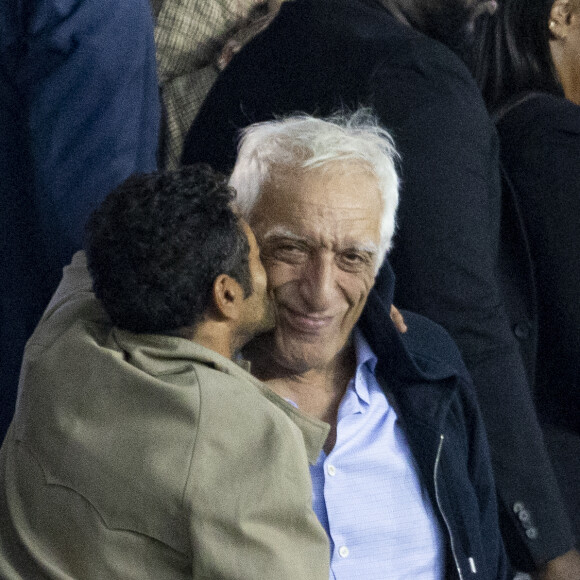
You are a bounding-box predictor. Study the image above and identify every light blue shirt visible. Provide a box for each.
[309,330,444,580]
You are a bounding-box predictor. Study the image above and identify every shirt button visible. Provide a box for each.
[518,509,531,524]
[338,546,350,558]
[327,464,336,476]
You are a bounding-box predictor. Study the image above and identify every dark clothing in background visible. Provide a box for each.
[182,0,574,567]
[0,0,160,442]
[498,92,580,542]
[359,264,510,580]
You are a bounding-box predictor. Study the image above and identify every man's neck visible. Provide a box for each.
[245,338,357,451]
[191,320,235,360]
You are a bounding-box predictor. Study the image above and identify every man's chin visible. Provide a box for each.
[240,328,274,358]
[271,329,348,374]
[238,331,318,377]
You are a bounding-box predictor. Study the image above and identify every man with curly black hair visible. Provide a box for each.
[0,165,330,580]
[85,165,262,346]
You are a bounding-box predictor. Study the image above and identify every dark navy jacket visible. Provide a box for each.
[360,265,509,580]
[0,0,160,441]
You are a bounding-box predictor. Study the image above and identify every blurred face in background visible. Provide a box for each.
[549,0,580,104]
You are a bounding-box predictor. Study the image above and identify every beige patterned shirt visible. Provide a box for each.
[154,0,267,168]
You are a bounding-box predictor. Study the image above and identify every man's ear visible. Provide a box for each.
[549,0,575,39]
[212,274,243,321]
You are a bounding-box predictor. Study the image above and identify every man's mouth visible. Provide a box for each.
[280,306,334,334]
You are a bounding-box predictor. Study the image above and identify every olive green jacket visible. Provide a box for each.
[0,252,330,579]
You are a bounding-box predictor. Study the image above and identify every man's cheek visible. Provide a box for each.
[265,263,298,288]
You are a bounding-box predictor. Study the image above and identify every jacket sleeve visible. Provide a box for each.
[185,368,330,580]
[370,45,574,568]
[155,0,263,81]
[459,378,511,580]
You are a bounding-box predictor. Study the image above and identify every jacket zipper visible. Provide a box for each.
[434,434,465,580]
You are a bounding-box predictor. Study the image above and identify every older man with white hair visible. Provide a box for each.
[230,110,509,580]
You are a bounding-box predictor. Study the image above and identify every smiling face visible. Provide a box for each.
[248,162,383,374]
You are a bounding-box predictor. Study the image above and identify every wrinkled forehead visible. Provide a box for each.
[253,161,382,214]
[249,162,383,247]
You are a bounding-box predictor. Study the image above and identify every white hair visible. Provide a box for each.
[229,109,400,269]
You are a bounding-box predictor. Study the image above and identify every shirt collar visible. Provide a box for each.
[350,328,378,407]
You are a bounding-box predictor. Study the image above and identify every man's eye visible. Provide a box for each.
[278,244,302,253]
[342,252,365,264]
[338,252,371,271]
[272,244,308,262]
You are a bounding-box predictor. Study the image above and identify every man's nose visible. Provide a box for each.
[299,253,336,311]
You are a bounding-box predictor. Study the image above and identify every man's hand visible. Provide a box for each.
[533,549,580,580]
[390,305,407,333]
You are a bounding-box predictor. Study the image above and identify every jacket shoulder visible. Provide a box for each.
[360,287,470,384]
[191,362,312,459]
[400,310,470,380]
[499,92,580,133]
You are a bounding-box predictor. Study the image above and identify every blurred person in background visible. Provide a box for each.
[0,0,160,443]
[153,0,284,168]
[474,1,580,576]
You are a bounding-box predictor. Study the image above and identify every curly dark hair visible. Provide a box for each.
[85,165,252,333]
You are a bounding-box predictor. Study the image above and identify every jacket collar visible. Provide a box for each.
[359,261,463,384]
